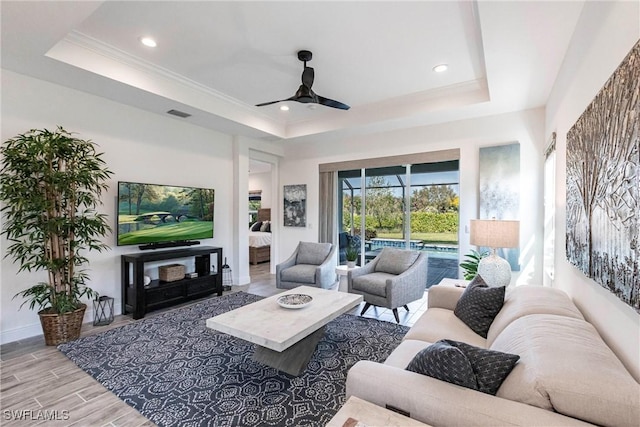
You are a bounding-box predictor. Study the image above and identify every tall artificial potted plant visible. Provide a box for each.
[0,127,113,345]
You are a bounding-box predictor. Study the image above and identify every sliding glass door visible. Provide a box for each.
[338,160,459,287]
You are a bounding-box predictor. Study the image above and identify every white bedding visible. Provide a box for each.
[249,231,271,247]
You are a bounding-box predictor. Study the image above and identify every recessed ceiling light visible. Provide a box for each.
[140,37,157,48]
[433,64,448,73]
[280,105,290,111]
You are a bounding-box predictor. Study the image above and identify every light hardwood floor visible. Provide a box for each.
[0,263,428,426]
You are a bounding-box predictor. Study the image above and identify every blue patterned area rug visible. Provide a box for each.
[58,292,408,426]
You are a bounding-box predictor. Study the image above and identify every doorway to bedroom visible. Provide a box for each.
[248,158,274,280]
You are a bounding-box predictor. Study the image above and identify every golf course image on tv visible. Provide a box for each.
[117,181,214,246]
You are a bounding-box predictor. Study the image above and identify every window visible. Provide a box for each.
[249,190,261,225]
[543,133,556,286]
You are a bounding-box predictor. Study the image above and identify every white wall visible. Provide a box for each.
[0,70,237,343]
[545,0,639,380]
[279,108,546,287]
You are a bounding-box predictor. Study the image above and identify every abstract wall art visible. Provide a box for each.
[478,142,521,271]
[283,184,307,227]
[566,39,639,312]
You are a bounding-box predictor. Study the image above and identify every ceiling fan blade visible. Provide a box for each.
[302,66,314,88]
[317,95,350,110]
[255,99,287,107]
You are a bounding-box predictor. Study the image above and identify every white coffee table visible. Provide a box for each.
[206,286,362,376]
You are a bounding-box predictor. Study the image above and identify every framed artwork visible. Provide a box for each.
[478,142,521,270]
[283,184,307,227]
[566,40,639,312]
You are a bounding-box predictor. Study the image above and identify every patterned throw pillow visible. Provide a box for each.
[452,340,520,395]
[250,221,262,231]
[406,339,519,395]
[260,220,270,232]
[406,340,477,389]
[454,275,505,338]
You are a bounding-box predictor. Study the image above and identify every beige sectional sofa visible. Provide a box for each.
[346,285,640,426]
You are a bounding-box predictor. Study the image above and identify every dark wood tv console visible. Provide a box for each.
[121,246,223,319]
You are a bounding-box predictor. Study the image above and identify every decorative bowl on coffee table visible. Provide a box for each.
[277,294,313,309]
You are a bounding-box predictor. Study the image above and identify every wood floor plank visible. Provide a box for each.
[2,367,88,401]
[66,399,136,427]
[0,353,37,368]
[33,376,97,407]
[1,388,43,409]
[0,374,20,392]
[75,380,112,402]
[108,407,152,427]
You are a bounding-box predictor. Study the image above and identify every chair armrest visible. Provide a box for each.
[347,361,595,427]
[427,285,464,310]
[347,259,377,292]
[387,253,428,307]
[315,244,338,288]
[350,259,377,278]
[276,245,299,275]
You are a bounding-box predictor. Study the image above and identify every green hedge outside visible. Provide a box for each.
[344,212,458,234]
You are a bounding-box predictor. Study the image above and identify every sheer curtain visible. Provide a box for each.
[318,171,337,244]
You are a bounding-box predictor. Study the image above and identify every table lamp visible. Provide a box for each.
[470,219,520,287]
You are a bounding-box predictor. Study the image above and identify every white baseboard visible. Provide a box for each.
[0,301,122,345]
[0,322,44,345]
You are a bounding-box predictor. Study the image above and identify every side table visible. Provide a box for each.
[336,265,359,292]
[436,277,471,288]
[326,396,431,427]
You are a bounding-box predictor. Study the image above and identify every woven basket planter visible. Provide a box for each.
[38,304,86,346]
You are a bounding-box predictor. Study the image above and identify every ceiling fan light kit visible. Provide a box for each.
[256,50,350,111]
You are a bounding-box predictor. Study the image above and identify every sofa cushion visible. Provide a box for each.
[454,275,505,338]
[296,242,331,265]
[486,285,584,346]
[406,340,477,390]
[280,264,316,284]
[404,308,488,348]
[407,339,519,396]
[352,272,397,297]
[375,248,419,275]
[491,314,640,427]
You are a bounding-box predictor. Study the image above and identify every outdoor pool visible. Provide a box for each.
[368,238,459,259]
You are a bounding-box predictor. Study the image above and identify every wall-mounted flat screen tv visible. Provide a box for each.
[117,181,214,247]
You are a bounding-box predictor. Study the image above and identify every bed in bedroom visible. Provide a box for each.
[249,208,271,265]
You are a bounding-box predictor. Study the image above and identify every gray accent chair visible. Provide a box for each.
[348,247,428,323]
[276,242,337,290]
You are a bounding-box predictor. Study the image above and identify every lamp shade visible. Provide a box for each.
[470,219,519,249]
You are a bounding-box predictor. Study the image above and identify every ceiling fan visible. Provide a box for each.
[256,50,350,110]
